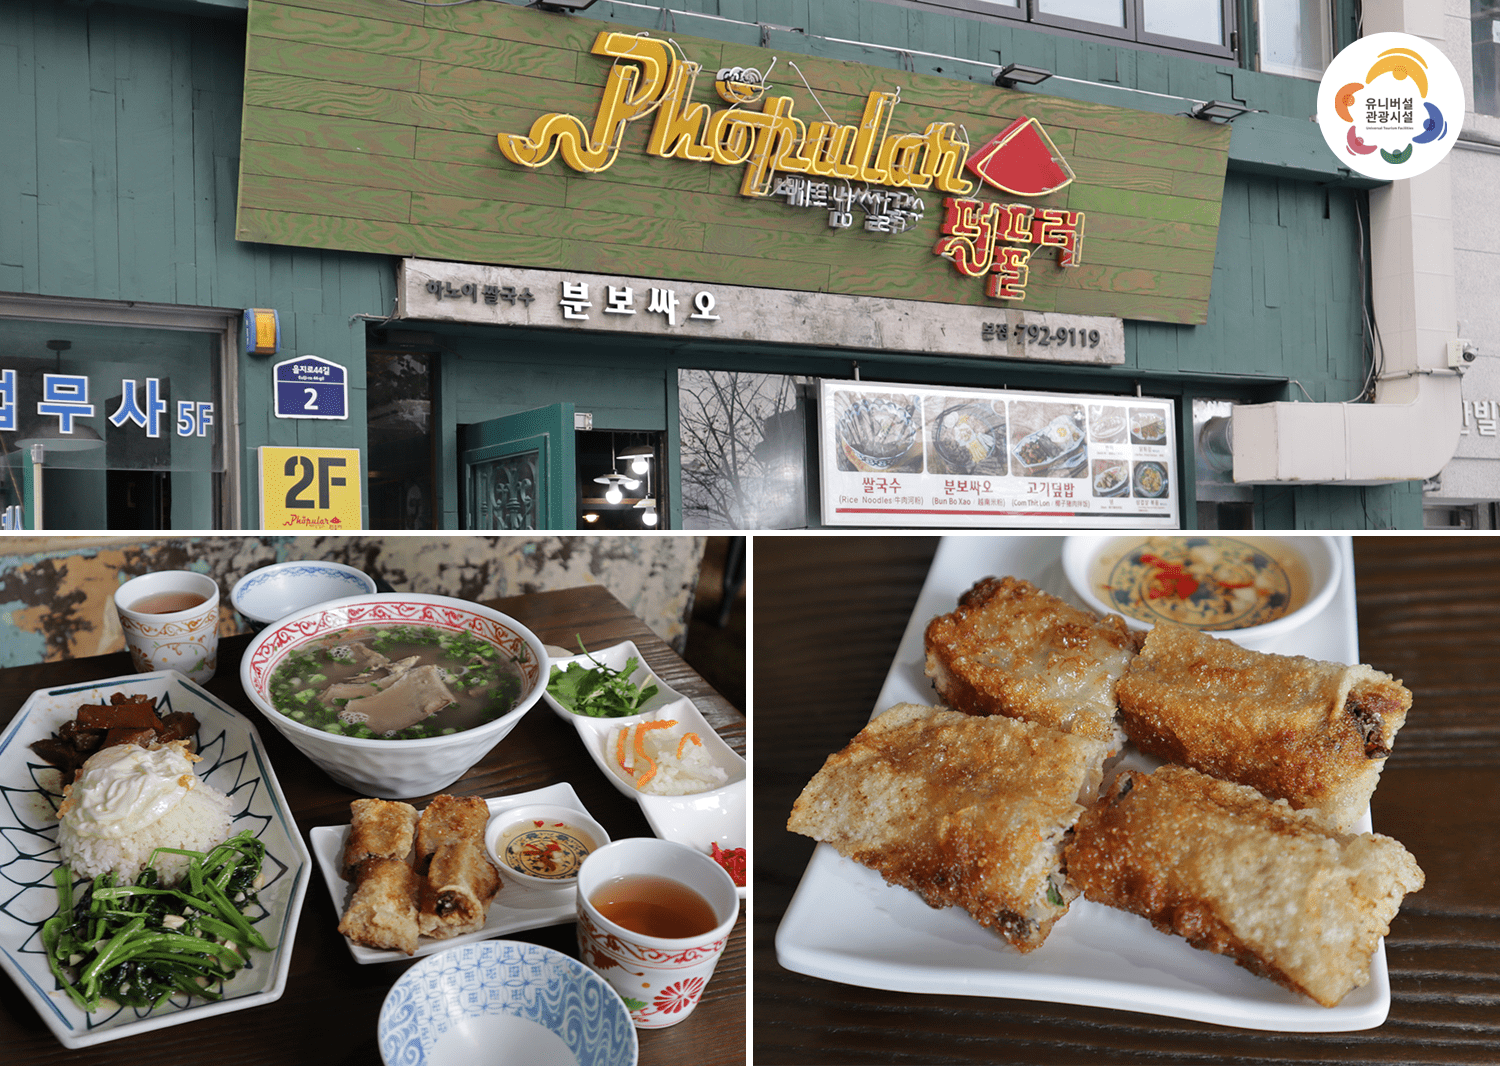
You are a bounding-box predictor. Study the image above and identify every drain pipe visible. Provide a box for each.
[1229,2,1463,484]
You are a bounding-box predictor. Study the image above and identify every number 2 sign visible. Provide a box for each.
[258,446,363,530]
[274,356,348,420]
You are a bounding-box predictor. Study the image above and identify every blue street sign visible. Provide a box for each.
[274,356,348,420]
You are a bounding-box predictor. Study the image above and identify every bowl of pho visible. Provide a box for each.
[240,594,549,798]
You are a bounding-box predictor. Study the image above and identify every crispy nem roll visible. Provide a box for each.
[415,794,491,874]
[924,576,1141,743]
[1065,766,1423,1007]
[1114,623,1411,830]
[338,856,422,956]
[340,798,419,880]
[787,703,1109,953]
[418,840,502,939]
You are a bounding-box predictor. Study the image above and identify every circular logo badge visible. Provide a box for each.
[1316,32,1462,180]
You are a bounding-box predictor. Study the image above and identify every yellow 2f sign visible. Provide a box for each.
[258,446,362,530]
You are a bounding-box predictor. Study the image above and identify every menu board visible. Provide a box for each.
[818,379,1178,528]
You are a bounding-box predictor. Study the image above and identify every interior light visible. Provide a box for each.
[642,509,658,526]
[583,512,599,523]
[606,484,623,505]
[631,457,650,475]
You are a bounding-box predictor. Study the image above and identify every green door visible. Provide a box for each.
[459,404,576,529]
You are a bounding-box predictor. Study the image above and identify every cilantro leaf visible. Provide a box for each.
[547,637,659,717]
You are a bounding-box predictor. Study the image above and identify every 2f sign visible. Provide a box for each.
[258,446,363,530]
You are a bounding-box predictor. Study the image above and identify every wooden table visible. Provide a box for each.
[755,535,1500,1064]
[0,585,745,1066]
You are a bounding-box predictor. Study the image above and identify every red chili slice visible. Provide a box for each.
[965,116,1076,197]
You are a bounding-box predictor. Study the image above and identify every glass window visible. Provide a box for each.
[1256,0,1333,79]
[1473,0,1500,115]
[1038,0,1126,28]
[1143,0,1223,46]
[0,315,226,529]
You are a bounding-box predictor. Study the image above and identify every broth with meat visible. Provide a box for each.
[268,625,524,739]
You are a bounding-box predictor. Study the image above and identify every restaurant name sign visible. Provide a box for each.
[497,34,1087,303]
[238,0,1233,323]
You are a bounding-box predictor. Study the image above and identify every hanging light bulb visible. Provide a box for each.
[605,483,623,505]
[642,508,658,526]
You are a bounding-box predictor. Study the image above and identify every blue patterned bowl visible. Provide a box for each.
[230,561,377,627]
[379,941,637,1066]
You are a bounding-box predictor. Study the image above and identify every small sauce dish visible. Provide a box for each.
[486,803,610,890]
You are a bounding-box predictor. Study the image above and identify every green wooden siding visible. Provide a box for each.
[237,0,1233,325]
[0,0,391,527]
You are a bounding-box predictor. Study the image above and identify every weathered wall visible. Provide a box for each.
[0,535,706,665]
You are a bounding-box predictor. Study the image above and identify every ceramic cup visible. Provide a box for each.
[114,570,222,684]
[575,837,740,1029]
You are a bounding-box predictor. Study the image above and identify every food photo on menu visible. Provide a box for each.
[0,535,746,1064]
[768,534,1459,1056]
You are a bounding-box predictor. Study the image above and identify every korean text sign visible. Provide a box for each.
[818,379,1177,528]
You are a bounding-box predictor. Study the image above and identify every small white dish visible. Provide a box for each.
[486,802,610,890]
[230,561,377,626]
[311,783,598,964]
[1060,535,1342,648]
[378,940,637,1066]
[0,671,311,1050]
[542,641,747,897]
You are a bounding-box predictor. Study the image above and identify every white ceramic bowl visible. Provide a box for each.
[231,561,378,627]
[240,594,549,798]
[378,940,637,1066]
[1061,535,1342,646]
[485,802,611,891]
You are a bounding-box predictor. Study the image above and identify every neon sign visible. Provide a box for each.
[495,31,1085,302]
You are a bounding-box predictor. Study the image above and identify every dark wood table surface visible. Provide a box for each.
[755,535,1500,1064]
[0,584,745,1066]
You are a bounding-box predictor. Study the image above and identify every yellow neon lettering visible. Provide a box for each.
[645,59,716,161]
[850,92,897,185]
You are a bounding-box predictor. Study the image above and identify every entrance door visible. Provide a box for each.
[459,403,576,529]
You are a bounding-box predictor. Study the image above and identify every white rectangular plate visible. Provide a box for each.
[775,535,1387,1032]
[0,671,312,1050]
[312,783,593,964]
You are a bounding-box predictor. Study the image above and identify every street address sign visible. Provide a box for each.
[274,356,348,420]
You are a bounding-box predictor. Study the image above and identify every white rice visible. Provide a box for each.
[57,743,233,884]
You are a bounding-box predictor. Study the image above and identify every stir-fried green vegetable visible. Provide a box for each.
[41,830,273,1012]
[547,636,659,717]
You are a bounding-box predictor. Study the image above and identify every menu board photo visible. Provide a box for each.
[818,379,1178,528]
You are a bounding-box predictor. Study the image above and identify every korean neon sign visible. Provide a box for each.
[495,32,1085,303]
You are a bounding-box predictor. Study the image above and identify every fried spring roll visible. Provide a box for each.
[788,703,1109,953]
[340,798,419,880]
[1065,766,1423,1008]
[418,840,502,939]
[414,794,491,873]
[337,856,421,955]
[923,576,1141,743]
[1114,623,1411,829]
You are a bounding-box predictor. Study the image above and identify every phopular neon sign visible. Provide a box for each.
[496,31,1084,301]
[497,32,974,198]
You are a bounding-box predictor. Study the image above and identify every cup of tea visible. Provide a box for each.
[114,570,222,684]
[575,837,740,1029]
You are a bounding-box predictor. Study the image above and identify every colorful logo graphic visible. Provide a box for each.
[1316,32,1461,180]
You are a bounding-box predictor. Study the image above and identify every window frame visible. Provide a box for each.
[0,292,241,530]
[879,0,1240,65]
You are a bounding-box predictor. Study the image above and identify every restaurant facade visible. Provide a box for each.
[0,0,1469,529]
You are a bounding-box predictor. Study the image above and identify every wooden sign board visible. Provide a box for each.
[237,0,1232,324]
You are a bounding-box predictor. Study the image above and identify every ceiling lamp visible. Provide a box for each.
[617,443,654,475]
[635,497,659,527]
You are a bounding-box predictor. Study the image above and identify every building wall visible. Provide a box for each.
[0,1,394,526]
[0,535,707,665]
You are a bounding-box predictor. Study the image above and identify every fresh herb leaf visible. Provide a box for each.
[547,636,659,717]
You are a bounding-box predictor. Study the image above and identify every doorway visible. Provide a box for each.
[576,430,665,529]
